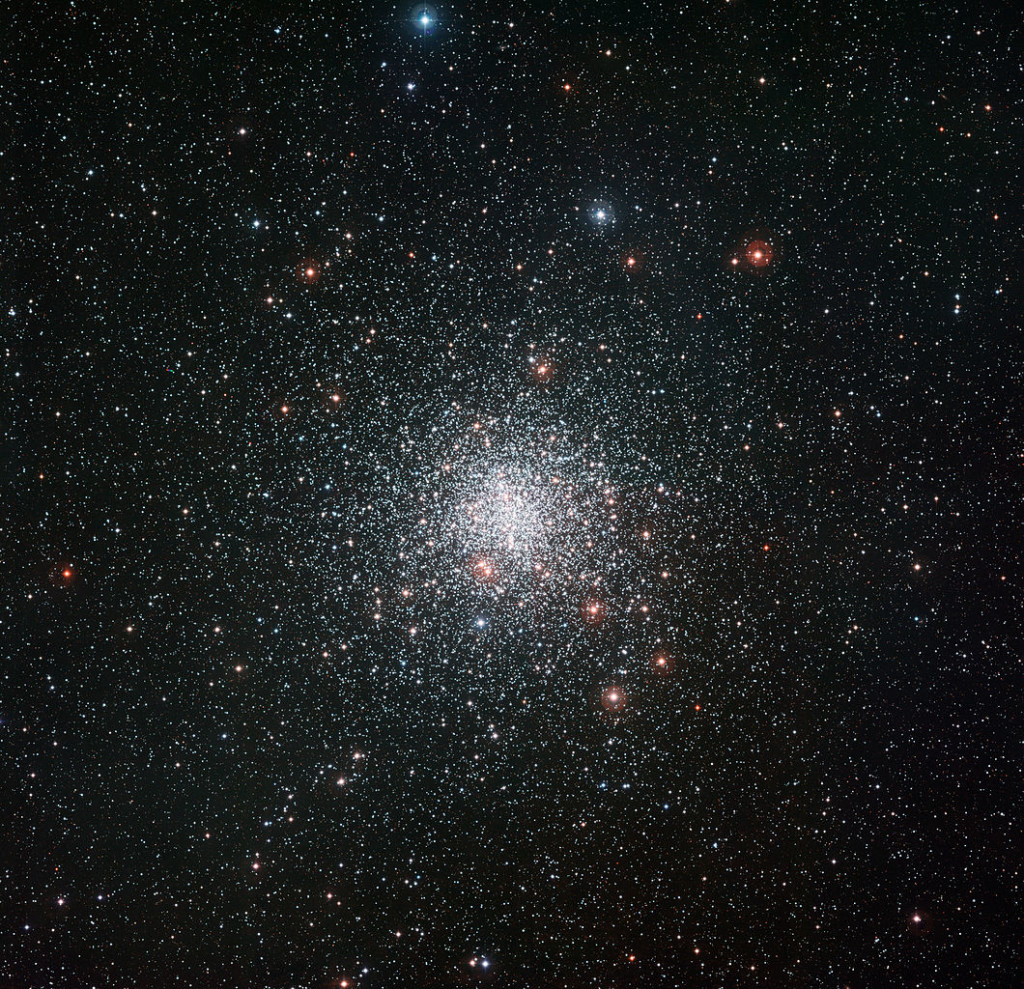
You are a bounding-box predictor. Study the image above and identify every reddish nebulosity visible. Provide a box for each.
[582,599,606,625]
[622,250,645,272]
[745,239,773,267]
[601,685,626,712]
[650,652,674,674]
[533,358,554,382]
[52,564,75,586]
[470,556,497,583]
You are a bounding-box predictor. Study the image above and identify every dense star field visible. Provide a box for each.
[2,2,1020,986]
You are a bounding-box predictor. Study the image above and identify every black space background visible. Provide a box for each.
[1,1,1021,987]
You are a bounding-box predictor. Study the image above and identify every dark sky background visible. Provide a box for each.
[2,1,1020,986]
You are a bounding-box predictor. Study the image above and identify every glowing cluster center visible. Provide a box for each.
[462,476,549,564]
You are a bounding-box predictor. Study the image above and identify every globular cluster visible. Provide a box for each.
[2,2,1020,988]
